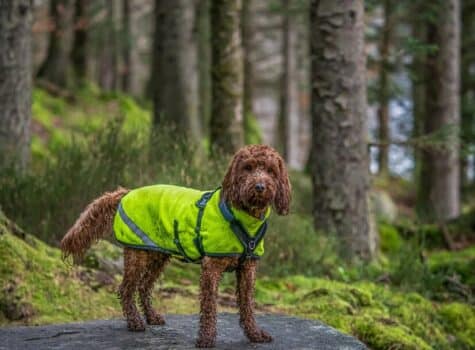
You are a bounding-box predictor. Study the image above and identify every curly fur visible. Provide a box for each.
[60,144,290,348]
[222,144,291,217]
[60,187,129,260]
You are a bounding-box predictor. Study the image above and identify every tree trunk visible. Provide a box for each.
[0,0,33,170]
[121,0,132,93]
[37,0,74,88]
[197,0,211,135]
[412,4,428,214]
[99,0,119,91]
[460,0,475,186]
[377,0,392,176]
[310,0,376,260]
[418,0,461,221]
[242,0,255,144]
[71,0,89,84]
[210,0,244,154]
[277,0,290,161]
[151,0,201,141]
[277,0,299,165]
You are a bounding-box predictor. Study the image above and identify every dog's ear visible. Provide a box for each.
[221,150,242,205]
[274,155,291,215]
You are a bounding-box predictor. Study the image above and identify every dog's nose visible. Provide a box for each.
[255,183,265,192]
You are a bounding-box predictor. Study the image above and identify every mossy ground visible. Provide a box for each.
[1,221,474,350]
[428,246,475,289]
[257,276,475,350]
[0,221,120,325]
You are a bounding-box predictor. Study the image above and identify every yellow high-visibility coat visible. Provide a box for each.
[113,185,270,262]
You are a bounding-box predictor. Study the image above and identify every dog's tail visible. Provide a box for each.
[60,187,129,261]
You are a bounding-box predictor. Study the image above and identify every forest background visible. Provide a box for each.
[0,1,475,349]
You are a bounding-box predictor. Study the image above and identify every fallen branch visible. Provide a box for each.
[36,79,76,103]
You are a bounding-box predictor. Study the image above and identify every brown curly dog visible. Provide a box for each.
[60,144,291,348]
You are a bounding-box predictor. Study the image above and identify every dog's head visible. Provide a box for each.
[222,145,291,216]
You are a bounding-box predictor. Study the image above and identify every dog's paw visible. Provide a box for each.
[195,338,216,348]
[146,313,165,326]
[248,328,273,343]
[127,319,146,332]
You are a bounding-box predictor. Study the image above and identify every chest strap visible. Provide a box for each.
[218,200,268,265]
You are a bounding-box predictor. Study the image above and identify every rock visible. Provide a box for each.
[84,240,124,275]
[0,314,367,350]
[370,190,398,223]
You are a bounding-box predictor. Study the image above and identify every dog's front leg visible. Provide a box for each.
[236,259,272,343]
[196,257,227,348]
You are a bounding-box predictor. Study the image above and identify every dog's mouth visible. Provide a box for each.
[245,190,273,209]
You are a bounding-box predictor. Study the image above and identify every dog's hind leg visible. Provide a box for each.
[138,252,170,325]
[118,248,148,331]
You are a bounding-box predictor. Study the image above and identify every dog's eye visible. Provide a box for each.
[268,167,275,175]
[244,165,253,171]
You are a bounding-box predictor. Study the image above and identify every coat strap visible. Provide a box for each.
[173,220,196,263]
[218,199,268,264]
[193,188,220,259]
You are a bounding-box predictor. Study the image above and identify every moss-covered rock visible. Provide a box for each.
[372,175,415,217]
[371,190,398,223]
[0,213,121,325]
[84,240,123,275]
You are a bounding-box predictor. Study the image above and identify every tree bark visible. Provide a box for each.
[310,0,376,260]
[277,0,299,164]
[242,0,255,144]
[37,0,74,88]
[151,0,201,141]
[121,0,132,93]
[198,0,211,135]
[460,0,475,186]
[71,0,89,84]
[98,0,119,91]
[377,0,392,175]
[418,0,461,221]
[210,0,244,154]
[412,3,428,215]
[0,0,33,170]
[277,0,290,161]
